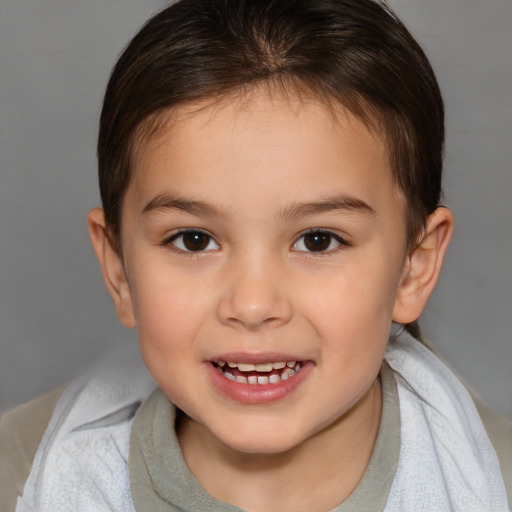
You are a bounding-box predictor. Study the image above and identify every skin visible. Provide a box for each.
[88,89,453,511]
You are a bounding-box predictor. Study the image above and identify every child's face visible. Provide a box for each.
[119,91,409,454]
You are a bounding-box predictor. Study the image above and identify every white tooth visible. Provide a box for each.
[224,372,236,381]
[248,376,258,384]
[269,374,280,384]
[218,361,226,367]
[227,362,238,368]
[255,363,273,372]
[281,368,294,380]
[273,362,286,370]
[257,375,269,384]
[294,363,302,372]
[236,375,247,384]
[286,361,296,368]
[238,363,256,372]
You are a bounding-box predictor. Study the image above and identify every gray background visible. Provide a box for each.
[1,0,511,419]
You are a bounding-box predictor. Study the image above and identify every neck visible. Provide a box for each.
[177,379,382,512]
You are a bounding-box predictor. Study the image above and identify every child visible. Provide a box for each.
[1,0,510,510]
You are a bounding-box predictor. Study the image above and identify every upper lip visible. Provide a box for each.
[209,352,306,364]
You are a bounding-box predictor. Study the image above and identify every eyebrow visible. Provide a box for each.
[279,195,376,220]
[142,193,375,219]
[142,194,227,218]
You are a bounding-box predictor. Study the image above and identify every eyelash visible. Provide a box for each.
[292,229,351,255]
[163,229,350,255]
[163,229,220,254]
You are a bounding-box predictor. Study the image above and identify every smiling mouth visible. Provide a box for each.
[212,360,304,384]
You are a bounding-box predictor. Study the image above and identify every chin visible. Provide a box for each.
[224,438,298,455]
[213,424,307,455]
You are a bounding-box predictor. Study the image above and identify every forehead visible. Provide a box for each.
[126,89,405,225]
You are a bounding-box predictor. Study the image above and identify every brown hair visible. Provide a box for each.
[98,0,444,251]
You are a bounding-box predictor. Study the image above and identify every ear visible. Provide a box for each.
[393,207,454,324]
[87,208,136,328]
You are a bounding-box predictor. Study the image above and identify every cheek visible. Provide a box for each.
[297,255,403,354]
[131,273,214,403]
[129,266,213,355]
[304,260,401,321]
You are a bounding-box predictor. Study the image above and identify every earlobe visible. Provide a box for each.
[87,208,136,328]
[393,207,454,324]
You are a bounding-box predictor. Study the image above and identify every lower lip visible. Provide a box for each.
[206,361,313,404]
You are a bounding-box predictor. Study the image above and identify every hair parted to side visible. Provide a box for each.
[98,0,444,252]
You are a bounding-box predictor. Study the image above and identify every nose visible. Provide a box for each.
[216,255,293,331]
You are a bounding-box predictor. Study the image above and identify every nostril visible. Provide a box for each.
[216,280,293,329]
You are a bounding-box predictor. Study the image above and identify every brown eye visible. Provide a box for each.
[304,232,331,251]
[293,231,346,253]
[169,230,219,252]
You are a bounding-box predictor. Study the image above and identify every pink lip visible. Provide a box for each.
[211,351,304,364]
[205,359,313,405]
